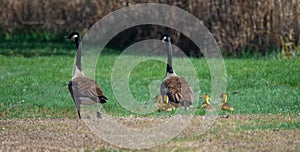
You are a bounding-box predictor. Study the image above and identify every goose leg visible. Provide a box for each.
[75,102,81,119]
[68,81,81,119]
[96,103,102,118]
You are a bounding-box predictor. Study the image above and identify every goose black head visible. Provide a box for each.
[65,32,81,49]
[65,32,81,41]
[220,93,227,98]
[204,94,210,100]
[161,34,172,43]
[220,93,227,102]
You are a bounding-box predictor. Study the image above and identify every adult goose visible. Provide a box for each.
[66,32,107,119]
[160,34,194,109]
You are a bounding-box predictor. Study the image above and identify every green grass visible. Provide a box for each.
[0,49,299,119]
[240,122,300,130]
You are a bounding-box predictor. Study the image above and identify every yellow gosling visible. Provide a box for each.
[220,93,234,111]
[163,95,176,112]
[201,94,216,111]
[156,95,176,112]
[156,95,163,111]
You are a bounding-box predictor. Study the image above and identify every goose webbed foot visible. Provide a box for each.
[77,111,82,119]
[96,103,103,118]
[75,103,81,119]
[96,111,102,118]
[225,114,230,118]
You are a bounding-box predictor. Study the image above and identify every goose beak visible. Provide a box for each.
[64,35,69,39]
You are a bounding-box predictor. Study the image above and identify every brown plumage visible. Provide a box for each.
[220,93,234,111]
[70,73,107,104]
[160,34,194,109]
[66,32,107,119]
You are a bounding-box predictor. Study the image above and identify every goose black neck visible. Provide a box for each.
[75,37,82,72]
[167,64,174,73]
[75,37,81,49]
[166,37,174,74]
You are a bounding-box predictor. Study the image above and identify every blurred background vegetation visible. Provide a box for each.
[0,0,300,57]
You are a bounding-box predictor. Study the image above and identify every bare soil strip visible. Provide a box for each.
[1,115,299,151]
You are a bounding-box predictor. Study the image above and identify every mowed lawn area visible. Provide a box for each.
[0,53,299,118]
[0,51,300,151]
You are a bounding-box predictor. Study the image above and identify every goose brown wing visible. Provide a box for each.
[161,76,194,107]
[161,76,183,105]
[72,76,104,101]
[179,77,194,105]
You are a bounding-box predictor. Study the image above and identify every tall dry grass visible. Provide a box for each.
[0,0,299,56]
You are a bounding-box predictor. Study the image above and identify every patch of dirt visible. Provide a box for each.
[0,115,300,151]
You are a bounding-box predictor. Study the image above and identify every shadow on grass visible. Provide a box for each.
[0,40,124,57]
[0,41,74,57]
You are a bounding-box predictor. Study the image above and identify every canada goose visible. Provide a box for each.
[220,93,234,111]
[201,94,216,111]
[66,32,107,119]
[156,95,175,112]
[160,34,194,109]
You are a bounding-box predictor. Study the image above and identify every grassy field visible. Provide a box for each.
[0,47,300,150]
[0,50,299,119]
